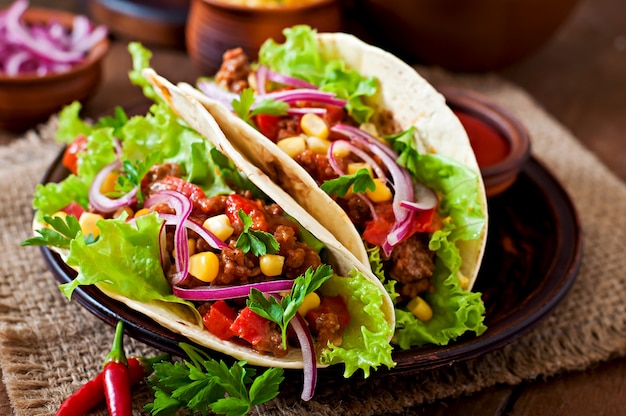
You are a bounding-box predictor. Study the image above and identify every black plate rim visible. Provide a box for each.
[39,151,583,377]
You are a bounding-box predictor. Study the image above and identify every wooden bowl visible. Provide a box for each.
[440,87,531,198]
[0,7,109,132]
[351,0,579,71]
[186,0,343,74]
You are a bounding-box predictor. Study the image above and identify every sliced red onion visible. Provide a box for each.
[89,160,138,213]
[289,313,317,401]
[145,190,192,286]
[328,139,387,182]
[258,89,347,108]
[331,124,398,159]
[286,107,326,116]
[196,80,239,107]
[255,64,268,95]
[159,213,228,251]
[172,280,295,301]
[400,182,438,211]
[260,65,318,90]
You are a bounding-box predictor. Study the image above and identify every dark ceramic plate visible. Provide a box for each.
[40,152,582,377]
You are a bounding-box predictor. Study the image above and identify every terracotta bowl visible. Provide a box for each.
[0,7,109,132]
[186,0,343,74]
[351,0,580,71]
[440,87,531,198]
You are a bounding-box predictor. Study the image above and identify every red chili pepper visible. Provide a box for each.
[103,321,132,416]
[55,353,168,416]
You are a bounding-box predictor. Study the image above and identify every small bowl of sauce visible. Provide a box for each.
[440,87,531,198]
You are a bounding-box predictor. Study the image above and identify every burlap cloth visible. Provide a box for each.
[1,68,625,416]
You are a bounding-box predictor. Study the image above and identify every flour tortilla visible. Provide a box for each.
[41,68,396,369]
[176,32,488,290]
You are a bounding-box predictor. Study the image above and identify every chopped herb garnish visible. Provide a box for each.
[116,153,161,203]
[21,214,96,249]
[320,168,376,197]
[231,88,289,126]
[247,265,333,348]
[235,210,280,256]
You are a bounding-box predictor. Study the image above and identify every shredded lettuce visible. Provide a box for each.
[258,25,377,124]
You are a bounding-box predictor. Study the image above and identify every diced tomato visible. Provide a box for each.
[305,295,351,329]
[229,306,271,345]
[254,114,281,141]
[224,194,268,232]
[61,201,85,219]
[61,135,88,175]
[150,176,207,209]
[322,104,347,126]
[362,202,438,247]
[202,300,238,340]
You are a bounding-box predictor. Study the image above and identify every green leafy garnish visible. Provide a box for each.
[21,214,95,249]
[145,343,283,416]
[320,168,376,197]
[235,210,279,256]
[247,265,333,348]
[209,148,263,199]
[116,153,161,203]
[231,88,288,126]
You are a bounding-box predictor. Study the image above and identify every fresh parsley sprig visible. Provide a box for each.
[247,265,334,349]
[145,342,284,416]
[235,210,280,256]
[21,214,95,249]
[320,168,376,197]
[231,88,289,126]
[116,153,161,203]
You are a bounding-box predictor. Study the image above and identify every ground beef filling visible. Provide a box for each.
[215,47,251,93]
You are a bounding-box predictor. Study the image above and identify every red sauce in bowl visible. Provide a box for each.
[454,111,510,168]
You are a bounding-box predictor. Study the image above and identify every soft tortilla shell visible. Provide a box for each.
[178,32,488,289]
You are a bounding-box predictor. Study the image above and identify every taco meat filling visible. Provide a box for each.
[90,160,351,358]
[216,48,438,302]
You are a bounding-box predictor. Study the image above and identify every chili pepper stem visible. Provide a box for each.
[105,321,128,367]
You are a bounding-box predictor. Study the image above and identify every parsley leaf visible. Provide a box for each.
[209,148,264,199]
[231,88,288,126]
[235,210,279,256]
[320,168,376,197]
[247,265,334,348]
[21,214,95,249]
[385,126,420,174]
[145,343,283,416]
[116,153,161,203]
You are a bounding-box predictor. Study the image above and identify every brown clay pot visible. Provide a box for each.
[185,0,343,74]
[352,0,580,71]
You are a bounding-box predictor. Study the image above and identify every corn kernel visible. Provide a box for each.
[189,251,220,282]
[259,254,285,277]
[359,122,380,137]
[79,212,104,238]
[300,113,329,140]
[100,171,119,195]
[202,214,234,242]
[331,141,351,158]
[306,136,331,155]
[366,178,393,202]
[277,136,307,158]
[298,292,321,317]
[134,208,151,218]
[347,162,373,175]
[407,296,433,322]
[188,239,196,256]
[458,272,470,291]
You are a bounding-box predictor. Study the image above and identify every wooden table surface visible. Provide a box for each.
[2,0,625,414]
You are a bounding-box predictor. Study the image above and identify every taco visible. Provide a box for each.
[175,25,489,349]
[23,44,395,400]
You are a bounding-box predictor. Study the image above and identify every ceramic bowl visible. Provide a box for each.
[351,0,579,71]
[0,7,109,132]
[440,87,531,198]
[185,0,343,74]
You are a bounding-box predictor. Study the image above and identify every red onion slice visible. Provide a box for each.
[258,89,347,108]
[159,213,228,251]
[145,190,193,286]
[197,80,239,107]
[260,65,318,90]
[172,280,294,301]
[286,107,326,116]
[289,313,317,401]
[89,160,138,213]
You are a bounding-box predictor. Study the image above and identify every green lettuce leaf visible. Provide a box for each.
[60,213,202,325]
[258,25,377,124]
[318,271,395,377]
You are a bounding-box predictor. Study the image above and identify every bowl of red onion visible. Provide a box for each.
[0,0,109,132]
